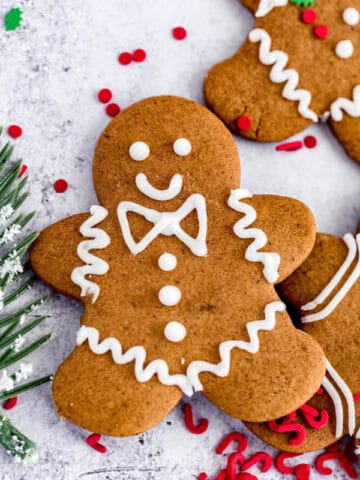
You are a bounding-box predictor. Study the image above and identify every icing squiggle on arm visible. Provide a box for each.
[255,0,288,17]
[249,28,318,122]
[71,205,110,303]
[228,189,280,283]
[330,85,360,121]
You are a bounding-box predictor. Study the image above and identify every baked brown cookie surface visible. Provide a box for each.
[30,96,325,436]
[204,0,360,165]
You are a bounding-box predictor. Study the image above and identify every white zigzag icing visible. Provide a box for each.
[228,189,280,283]
[256,0,288,17]
[77,301,286,396]
[249,28,318,122]
[330,85,360,122]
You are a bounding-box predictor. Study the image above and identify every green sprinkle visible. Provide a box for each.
[5,8,23,32]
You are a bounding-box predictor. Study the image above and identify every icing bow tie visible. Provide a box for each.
[117,194,208,257]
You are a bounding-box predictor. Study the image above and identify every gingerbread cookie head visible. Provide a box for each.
[204,0,360,165]
[247,227,360,454]
[30,96,325,436]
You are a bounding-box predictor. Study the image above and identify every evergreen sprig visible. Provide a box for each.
[0,129,52,464]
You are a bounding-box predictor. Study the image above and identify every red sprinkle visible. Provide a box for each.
[118,52,133,65]
[299,404,329,429]
[236,116,252,132]
[275,452,302,474]
[54,179,68,193]
[339,456,358,479]
[316,387,324,395]
[183,404,209,435]
[241,452,272,473]
[304,135,317,149]
[295,464,311,480]
[8,125,22,139]
[353,393,360,402]
[106,103,121,117]
[172,26,187,40]
[315,451,343,475]
[86,433,107,454]
[198,473,208,480]
[3,396,18,410]
[314,25,328,39]
[215,470,227,480]
[98,88,112,104]
[227,451,245,480]
[276,141,303,152]
[216,432,248,455]
[133,48,146,62]
[235,473,257,480]
[268,417,306,446]
[302,9,317,24]
[19,164,28,177]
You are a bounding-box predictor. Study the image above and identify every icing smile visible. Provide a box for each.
[136,173,183,201]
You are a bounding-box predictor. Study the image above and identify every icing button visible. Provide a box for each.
[236,115,252,131]
[159,285,182,306]
[343,7,360,26]
[164,321,187,343]
[314,25,328,39]
[158,253,177,271]
[302,9,317,25]
[335,40,354,59]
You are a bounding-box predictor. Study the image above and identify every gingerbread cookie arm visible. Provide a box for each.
[30,214,89,300]
[204,39,312,141]
[330,115,360,166]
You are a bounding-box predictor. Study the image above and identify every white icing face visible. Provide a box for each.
[129,141,150,161]
[343,7,360,26]
[158,253,177,271]
[158,285,182,306]
[173,138,192,156]
[335,40,354,59]
[164,321,187,343]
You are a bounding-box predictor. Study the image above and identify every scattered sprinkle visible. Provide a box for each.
[183,404,209,434]
[241,451,272,473]
[118,52,133,65]
[133,48,146,62]
[53,179,68,193]
[295,463,311,480]
[315,451,343,475]
[172,26,187,40]
[8,125,22,139]
[215,432,248,455]
[105,103,121,117]
[3,397,18,410]
[353,393,360,401]
[276,141,303,152]
[275,452,302,474]
[316,387,324,395]
[302,9,317,24]
[86,433,107,454]
[19,165,28,178]
[197,473,208,480]
[98,88,112,104]
[5,8,23,31]
[236,115,252,132]
[314,25,328,39]
[304,135,317,149]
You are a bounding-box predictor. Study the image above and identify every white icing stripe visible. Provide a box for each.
[249,28,318,122]
[301,234,360,323]
[71,206,110,303]
[76,301,285,396]
[325,359,356,436]
[135,173,183,201]
[227,189,280,283]
[330,85,360,122]
[322,377,344,438]
[255,0,288,17]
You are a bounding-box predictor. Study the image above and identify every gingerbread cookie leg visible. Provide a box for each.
[330,114,360,166]
[204,39,312,141]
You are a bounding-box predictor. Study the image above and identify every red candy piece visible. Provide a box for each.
[315,451,343,475]
[304,135,317,149]
[215,470,227,480]
[235,474,257,480]
[299,404,329,429]
[275,452,302,474]
[353,393,360,402]
[98,88,112,104]
[295,464,311,480]
[19,164,28,177]
[3,396,18,410]
[302,9,317,24]
[183,404,209,435]
[216,432,248,455]
[198,473,208,480]
[172,26,187,40]
[133,48,146,62]
[54,179,68,193]
[8,125,22,139]
[314,25,328,39]
[227,451,245,480]
[276,141,303,152]
[241,452,272,473]
[118,52,132,65]
[339,456,358,479]
[268,416,306,446]
[316,387,324,395]
[106,103,121,117]
[86,433,107,454]
[236,116,252,132]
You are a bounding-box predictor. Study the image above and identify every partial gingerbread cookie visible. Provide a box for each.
[30,96,325,436]
[204,0,360,165]
[247,224,360,453]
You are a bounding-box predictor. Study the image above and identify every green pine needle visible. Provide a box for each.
[0,375,52,402]
[0,333,51,370]
[0,411,37,464]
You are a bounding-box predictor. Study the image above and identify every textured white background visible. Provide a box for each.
[0,0,360,478]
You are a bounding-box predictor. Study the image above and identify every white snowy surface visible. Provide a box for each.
[0,0,359,478]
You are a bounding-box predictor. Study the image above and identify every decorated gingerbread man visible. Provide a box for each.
[30,96,325,436]
[205,0,360,165]
[247,222,360,454]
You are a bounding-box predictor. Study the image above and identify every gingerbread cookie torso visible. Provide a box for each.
[247,227,360,453]
[204,0,360,165]
[30,96,325,436]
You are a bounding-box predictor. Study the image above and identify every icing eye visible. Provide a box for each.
[335,40,354,59]
[343,7,360,26]
[173,138,192,156]
[129,141,150,161]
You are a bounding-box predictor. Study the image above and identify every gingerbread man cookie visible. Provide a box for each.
[30,96,325,436]
[204,0,360,165]
[247,223,360,453]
